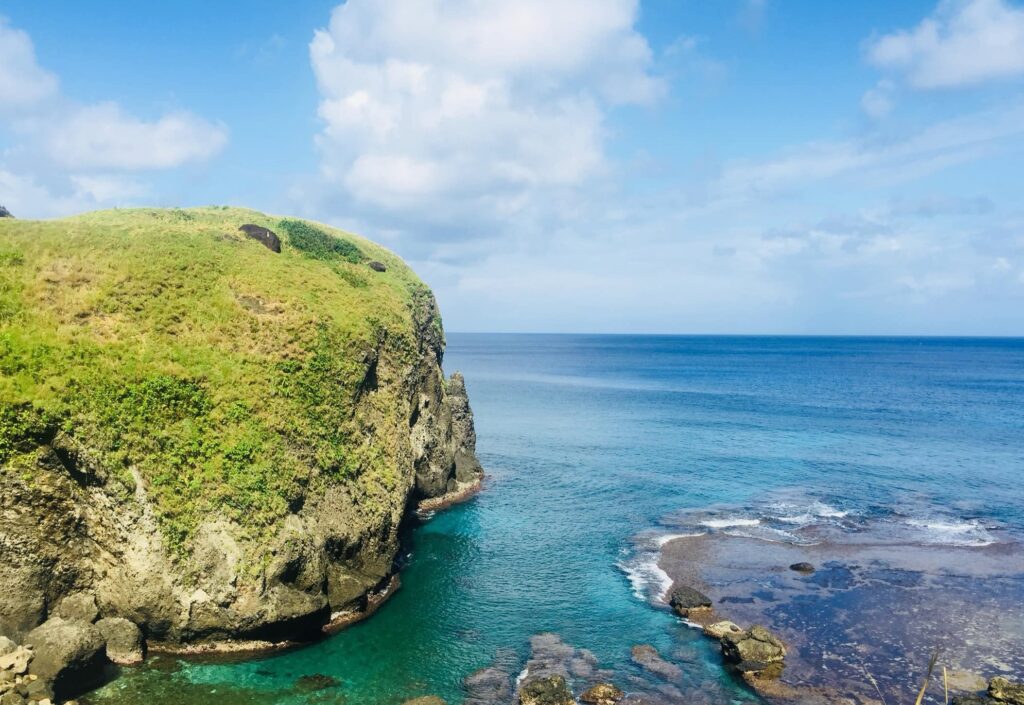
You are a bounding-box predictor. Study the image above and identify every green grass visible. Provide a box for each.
[0,206,434,555]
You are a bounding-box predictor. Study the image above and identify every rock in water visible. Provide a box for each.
[95,618,144,665]
[789,562,815,573]
[580,682,624,705]
[990,677,1024,705]
[704,620,744,639]
[24,618,107,699]
[630,644,682,682]
[403,698,447,705]
[668,585,712,616]
[238,223,281,253]
[519,675,574,705]
[721,625,787,666]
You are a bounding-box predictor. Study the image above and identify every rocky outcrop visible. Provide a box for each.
[991,677,1024,705]
[519,676,574,705]
[238,224,281,252]
[667,584,712,618]
[0,251,483,664]
[0,206,11,218]
[579,682,624,705]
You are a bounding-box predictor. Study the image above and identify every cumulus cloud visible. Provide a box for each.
[309,0,661,225]
[48,103,227,171]
[0,17,58,112]
[866,0,1024,88]
[0,17,226,216]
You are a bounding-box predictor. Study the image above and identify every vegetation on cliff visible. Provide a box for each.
[0,206,437,553]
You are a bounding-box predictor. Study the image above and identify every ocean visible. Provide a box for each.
[88,334,1024,705]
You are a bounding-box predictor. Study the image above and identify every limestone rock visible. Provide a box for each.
[519,675,574,705]
[56,593,98,623]
[0,646,32,675]
[24,618,106,699]
[704,621,744,639]
[668,585,712,616]
[721,625,786,665]
[630,644,682,682]
[96,618,143,665]
[238,224,281,253]
[990,677,1024,705]
[580,682,624,705]
[0,637,15,657]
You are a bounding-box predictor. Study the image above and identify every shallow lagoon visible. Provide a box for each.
[87,335,1024,705]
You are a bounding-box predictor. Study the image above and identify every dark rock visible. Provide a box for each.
[991,677,1024,705]
[630,644,682,682]
[368,261,387,272]
[954,696,993,705]
[668,585,712,616]
[295,674,341,692]
[721,625,786,665]
[580,682,624,705]
[239,224,281,253]
[789,562,815,573]
[0,206,12,218]
[25,617,107,700]
[56,593,99,623]
[96,617,144,665]
[20,675,53,701]
[519,675,574,705]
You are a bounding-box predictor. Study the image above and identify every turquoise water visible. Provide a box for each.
[89,335,1024,705]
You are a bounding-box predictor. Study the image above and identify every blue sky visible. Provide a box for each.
[2,0,1023,335]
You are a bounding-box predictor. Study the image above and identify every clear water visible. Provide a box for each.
[89,335,1024,705]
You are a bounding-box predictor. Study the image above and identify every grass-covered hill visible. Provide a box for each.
[0,206,439,551]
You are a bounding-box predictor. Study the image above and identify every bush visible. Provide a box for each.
[279,219,364,264]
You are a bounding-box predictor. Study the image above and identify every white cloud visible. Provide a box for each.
[309,0,660,222]
[48,103,227,171]
[861,79,895,119]
[0,17,58,112]
[866,0,1024,88]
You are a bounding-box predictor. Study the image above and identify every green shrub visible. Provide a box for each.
[279,219,364,264]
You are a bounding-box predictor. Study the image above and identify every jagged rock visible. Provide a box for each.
[789,562,815,573]
[24,618,106,699]
[0,646,32,675]
[580,682,624,705]
[704,621,744,639]
[95,618,143,665]
[630,645,682,682]
[990,677,1024,705]
[668,585,712,616]
[56,593,98,623]
[734,660,785,680]
[721,625,786,665]
[0,206,12,218]
[519,675,574,705]
[368,261,387,272]
[403,697,446,705]
[0,637,15,657]
[238,224,281,253]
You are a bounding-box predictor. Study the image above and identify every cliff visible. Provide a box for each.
[0,207,482,654]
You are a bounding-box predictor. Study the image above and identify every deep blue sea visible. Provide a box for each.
[90,335,1024,705]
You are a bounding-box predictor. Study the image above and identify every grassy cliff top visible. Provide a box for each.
[0,206,437,553]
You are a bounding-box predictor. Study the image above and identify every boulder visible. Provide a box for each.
[95,618,144,665]
[704,621,744,639]
[0,637,15,657]
[24,618,107,700]
[721,625,786,665]
[668,585,712,616]
[580,682,624,705]
[990,677,1024,705]
[789,562,815,573]
[630,644,682,682]
[0,646,32,675]
[56,593,99,623]
[0,691,26,705]
[519,675,574,705]
[368,261,387,272]
[238,224,281,253]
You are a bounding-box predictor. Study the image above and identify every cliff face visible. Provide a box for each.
[0,208,482,646]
